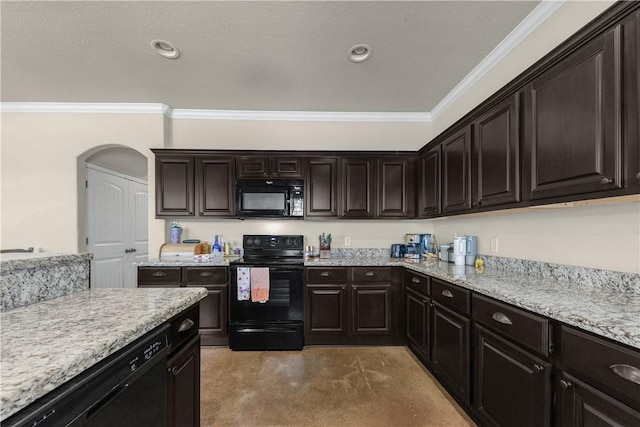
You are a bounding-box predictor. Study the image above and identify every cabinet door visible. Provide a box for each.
[406,288,430,361]
[431,302,471,404]
[272,157,303,178]
[237,156,269,178]
[419,145,441,217]
[525,25,623,200]
[473,94,521,208]
[306,158,338,217]
[474,325,551,427]
[306,284,348,336]
[167,334,201,427]
[341,158,375,217]
[155,155,195,217]
[378,157,413,217]
[196,156,235,217]
[351,284,392,335]
[188,284,228,346]
[556,372,640,427]
[442,127,472,213]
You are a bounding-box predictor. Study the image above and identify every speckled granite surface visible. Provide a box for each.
[0,287,207,421]
[138,256,237,267]
[306,257,640,350]
[0,253,93,311]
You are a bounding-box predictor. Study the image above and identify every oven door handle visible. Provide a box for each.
[235,327,300,333]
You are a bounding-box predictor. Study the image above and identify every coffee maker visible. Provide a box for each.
[404,234,422,259]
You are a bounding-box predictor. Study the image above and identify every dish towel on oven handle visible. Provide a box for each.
[236,267,250,301]
[250,267,270,303]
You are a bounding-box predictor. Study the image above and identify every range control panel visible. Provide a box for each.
[243,235,303,250]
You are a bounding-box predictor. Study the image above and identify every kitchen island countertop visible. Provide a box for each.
[306,257,640,351]
[0,287,207,422]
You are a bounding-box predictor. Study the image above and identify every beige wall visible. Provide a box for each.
[171,118,432,151]
[0,112,165,253]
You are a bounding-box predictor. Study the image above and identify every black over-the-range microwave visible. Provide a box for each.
[236,179,304,219]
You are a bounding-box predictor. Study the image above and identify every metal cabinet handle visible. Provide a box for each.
[423,299,428,304]
[441,289,454,298]
[533,364,544,372]
[200,271,213,277]
[636,172,640,182]
[560,380,573,389]
[492,312,513,325]
[600,177,613,184]
[178,318,195,332]
[125,249,131,253]
[170,366,180,375]
[131,248,136,253]
[365,271,377,277]
[320,271,333,277]
[152,271,167,277]
[411,277,421,283]
[610,364,640,385]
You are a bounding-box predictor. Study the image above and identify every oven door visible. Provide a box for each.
[230,265,304,322]
[236,186,290,218]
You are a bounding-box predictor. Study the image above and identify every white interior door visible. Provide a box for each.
[87,167,148,288]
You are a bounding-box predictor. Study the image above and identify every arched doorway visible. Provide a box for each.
[79,146,149,288]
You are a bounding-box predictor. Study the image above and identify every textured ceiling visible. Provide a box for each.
[1,1,539,112]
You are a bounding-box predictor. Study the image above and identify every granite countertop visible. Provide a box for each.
[306,257,640,351]
[139,256,238,267]
[0,252,93,272]
[0,287,207,421]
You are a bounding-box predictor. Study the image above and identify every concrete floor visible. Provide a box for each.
[201,346,475,427]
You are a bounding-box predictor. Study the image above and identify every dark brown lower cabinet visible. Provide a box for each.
[167,334,201,427]
[406,287,430,362]
[431,302,471,405]
[474,325,552,427]
[305,283,349,339]
[190,284,228,346]
[556,371,640,426]
[351,284,392,335]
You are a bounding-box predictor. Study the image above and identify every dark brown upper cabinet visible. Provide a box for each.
[195,156,235,217]
[524,24,624,201]
[626,11,640,192]
[340,157,375,218]
[378,157,414,218]
[155,155,195,217]
[305,158,339,218]
[442,127,472,213]
[473,94,521,209]
[419,145,441,217]
[237,156,303,178]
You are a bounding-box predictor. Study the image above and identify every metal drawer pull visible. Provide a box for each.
[492,312,513,325]
[533,364,544,372]
[152,271,167,277]
[178,318,195,332]
[411,277,421,283]
[199,271,213,277]
[320,271,333,277]
[365,271,377,277]
[560,380,573,389]
[610,364,640,385]
[600,177,613,185]
[441,290,454,298]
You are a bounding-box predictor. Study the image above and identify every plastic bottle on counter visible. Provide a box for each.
[170,221,182,244]
[212,235,222,256]
[224,241,231,256]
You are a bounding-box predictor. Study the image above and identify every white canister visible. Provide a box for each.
[453,236,466,255]
[454,254,466,266]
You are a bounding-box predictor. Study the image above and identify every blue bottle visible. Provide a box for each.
[213,235,222,253]
[170,221,181,244]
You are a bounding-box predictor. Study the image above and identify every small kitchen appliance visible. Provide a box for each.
[236,179,304,219]
[390,243,406,258]
[453,236,467,266]
[439,243,452,262]
[404,234,423,259]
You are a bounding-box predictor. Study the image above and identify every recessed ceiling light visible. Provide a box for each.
[348,44,371,63]
[151,39,180,59]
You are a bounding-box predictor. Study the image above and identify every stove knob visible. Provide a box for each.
[254,238,261,246]
[246,238,253,246]
[286,238,292,246]
[293,237,301,246]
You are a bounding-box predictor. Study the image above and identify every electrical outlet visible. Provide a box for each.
[490,237,499,253]
[344,236,351,247]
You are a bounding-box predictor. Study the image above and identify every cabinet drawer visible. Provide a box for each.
[352,267,392,282]
[306,267,348,283]
[561,326,640,406]
[473,294,549,356]
[184,267,227,284]
[170,304,200,353]
[431,278,470,315]
[404,270,429,296]
[138,267,181,284]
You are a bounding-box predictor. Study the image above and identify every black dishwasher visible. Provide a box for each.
[4,325,170,427]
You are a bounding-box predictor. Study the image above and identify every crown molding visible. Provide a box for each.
[0,102,431,122]
[430,0,565,119]
[170,109,431,122]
